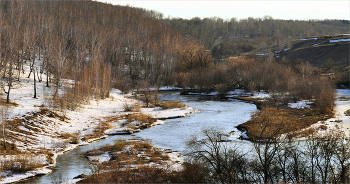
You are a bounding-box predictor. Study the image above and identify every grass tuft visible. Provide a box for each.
[123,103,141,112]
[0,154,44,173]
[159,101,186,109]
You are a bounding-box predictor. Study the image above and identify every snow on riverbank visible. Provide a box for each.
[141,106,197,119]
[283,89,350,141]
[0,61,195,183]
[310,89,350,135]
[0,167,52,184]
[288,100,313,109]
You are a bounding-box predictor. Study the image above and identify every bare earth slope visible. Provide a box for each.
[278,34,349,69]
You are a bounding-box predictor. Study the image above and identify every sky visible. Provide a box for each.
[98,0,349,21]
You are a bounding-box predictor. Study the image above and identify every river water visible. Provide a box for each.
[135,92,257,152]
[21,92,257,183]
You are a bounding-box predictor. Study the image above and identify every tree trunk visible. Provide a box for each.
[6,62,13,103]
[46,72,49,87]
[33,67,37,98]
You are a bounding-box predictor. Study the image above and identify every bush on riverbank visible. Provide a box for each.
[119,113,156,129]
[345,109,350,116]
[185,129,350,184]
[0,154,44,173]
[123,103,141,112]
[78,164,207,184]
[159,101,186,109]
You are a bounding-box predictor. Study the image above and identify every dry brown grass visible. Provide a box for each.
[100,140,127,153]
[345,109,350,116]
[287,128,317,139]
[319,125,328,130]
[159,101,186,109]
[127,113,155,124]
[77,166,168,183]
[60,132,80,144]
[119,113,156,129]
[104,115,119,123]
[93,121,112,136]
[85,139,170,172]
[123,103,141,112]
[0,154,44,173]
[1,108,70,156]
[237,97,332,140]
[131,139,153,150]
[78,163,207,184]
[0,99,19,107]
[0,141,22,155]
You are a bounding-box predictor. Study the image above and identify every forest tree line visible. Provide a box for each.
[0,1,339,115]
[0,0,202,108]
[162,16,348,58]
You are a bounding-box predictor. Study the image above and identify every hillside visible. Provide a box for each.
[275,34,350,69]
[164,17,349,55]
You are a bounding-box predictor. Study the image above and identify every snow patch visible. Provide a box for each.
[87,152,111,163]
[257,53,269,56]
[288,100,313,109]
[329,38,350,43]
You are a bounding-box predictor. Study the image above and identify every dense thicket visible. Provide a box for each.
[163,16,349,57]
[0,1,197,105]
[175,55,335,114]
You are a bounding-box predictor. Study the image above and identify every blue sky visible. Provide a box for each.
[98,0,349,20]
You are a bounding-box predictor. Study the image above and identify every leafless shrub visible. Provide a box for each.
[123,103,140,112]
[185,129,350,184]
[70,132,81,144]
[319,125,328,130]
[0,155,44,173]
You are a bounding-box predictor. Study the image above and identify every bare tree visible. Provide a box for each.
[0,95,9,150]
[334,132,350,183]
[186,129,252,184]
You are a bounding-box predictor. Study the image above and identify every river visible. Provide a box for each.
[20,92,258,183]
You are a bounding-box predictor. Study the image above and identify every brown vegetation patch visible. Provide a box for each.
[85,139,170,170]
[60,132,81,144]
[0,100,19,107]
[159,101,186,109]
[123,102,141,112]
[118,113,156,129]
[345,109,350,116]
[103,115,119,123]
[2,108,66,149]
[238,103,332,140]
[0,141,22,155]
[319,125,328,130]
[77,163,206,184]
[0,154,44,173]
